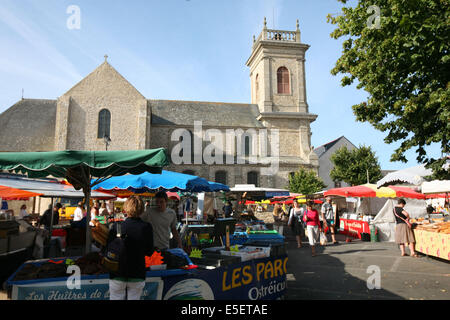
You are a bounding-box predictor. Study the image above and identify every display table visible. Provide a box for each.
[7,252,288,300]
[339,219,370,239]
[413,229,450,261]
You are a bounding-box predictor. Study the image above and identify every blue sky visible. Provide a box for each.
[0,0,443,170]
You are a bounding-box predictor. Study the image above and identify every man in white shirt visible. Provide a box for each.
[321,197,338,244]
[141,191,182,250]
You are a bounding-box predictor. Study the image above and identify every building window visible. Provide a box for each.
[183,170,196,176]
[98,109,111,138]
[244,135,251,157]
[334,181,342,188]
[247,171,259,187]
[215,171,227,185]
[277,67,290,94]
[255,74,259,100]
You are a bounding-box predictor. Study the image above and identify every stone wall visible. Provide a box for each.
[0,99,56,152]
[55,62,148,151]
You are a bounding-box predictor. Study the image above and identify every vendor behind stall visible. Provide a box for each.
[141,191,182,250]
[39,203,62,230]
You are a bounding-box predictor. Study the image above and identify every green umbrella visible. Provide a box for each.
[0,148,170,253]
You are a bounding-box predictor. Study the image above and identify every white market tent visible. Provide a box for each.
[372,198,428,242]
[229,184,290,196]
[421,180,450,194]
[377,164,432,188]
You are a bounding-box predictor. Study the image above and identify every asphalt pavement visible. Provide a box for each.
[284,230,450,300]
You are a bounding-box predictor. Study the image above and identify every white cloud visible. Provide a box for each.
[0,5,82,82]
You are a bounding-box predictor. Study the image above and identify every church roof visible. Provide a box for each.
[0,99,57,151]
[149,100,264,128]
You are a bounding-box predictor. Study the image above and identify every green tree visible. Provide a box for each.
[288,168,327,195]
[327,0,450,179]
[330,145,383,186]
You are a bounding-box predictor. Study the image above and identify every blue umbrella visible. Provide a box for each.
[92,170,229,193]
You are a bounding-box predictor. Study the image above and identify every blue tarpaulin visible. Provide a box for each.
[92,170,229,193]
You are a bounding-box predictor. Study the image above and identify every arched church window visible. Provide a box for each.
[244,135,251,157]
[98,109,111,139]
[277,67,290,94]
[255,74,259,100]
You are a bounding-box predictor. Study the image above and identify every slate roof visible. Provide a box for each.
[313,136,356,158]
[149,99,264,128]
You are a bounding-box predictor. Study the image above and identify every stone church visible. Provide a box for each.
[0,19,318,189]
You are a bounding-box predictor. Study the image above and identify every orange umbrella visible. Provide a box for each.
[0,185,43,200]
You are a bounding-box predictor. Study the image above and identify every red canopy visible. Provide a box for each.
[324,184,425,199]
[324,185,376,198]
[0,185,43,200]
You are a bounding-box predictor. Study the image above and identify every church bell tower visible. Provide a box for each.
[246,18,319,172]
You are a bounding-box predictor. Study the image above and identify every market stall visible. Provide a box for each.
[324,184,427,240]
[6,247,287,300]
[0,149,170,254]
[413,180,450,260]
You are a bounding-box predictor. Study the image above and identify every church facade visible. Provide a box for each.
[0,19,318,189]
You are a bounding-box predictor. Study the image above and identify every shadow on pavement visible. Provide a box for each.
[321,249,387,255]
[283,229,404,300]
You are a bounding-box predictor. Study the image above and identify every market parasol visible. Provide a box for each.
[92,170,230,193]
[0,149,170,253]
[0,185,43,200]
[324,183,426,199]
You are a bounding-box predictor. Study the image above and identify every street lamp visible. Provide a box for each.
[103,135,111,151]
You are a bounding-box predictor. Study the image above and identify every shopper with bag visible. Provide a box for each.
[321,197,338,244]
[303,201,322,257]
[288,200,304,248]
[105,196,154,300]
[393,198,418,257]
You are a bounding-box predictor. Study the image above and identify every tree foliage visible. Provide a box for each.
[288,168,327,195]
[330,145,383,186]
[327,0,450,179]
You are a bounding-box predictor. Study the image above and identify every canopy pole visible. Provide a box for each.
[84,187,91,254]
[48,197,54,257]
[81,165,92,254]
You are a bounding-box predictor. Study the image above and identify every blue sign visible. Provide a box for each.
[162,255,288,300]
[12,278,163,300]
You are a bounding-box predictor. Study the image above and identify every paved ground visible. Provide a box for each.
[284,231,450,300]
[1,229,448,301]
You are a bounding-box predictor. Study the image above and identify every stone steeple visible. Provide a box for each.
[246,18,318,169]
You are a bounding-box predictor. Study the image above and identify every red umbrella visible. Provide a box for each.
[167,192,180,200]
[324,184,425,199]
[387,186,426,199]
[324,185,376,198]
